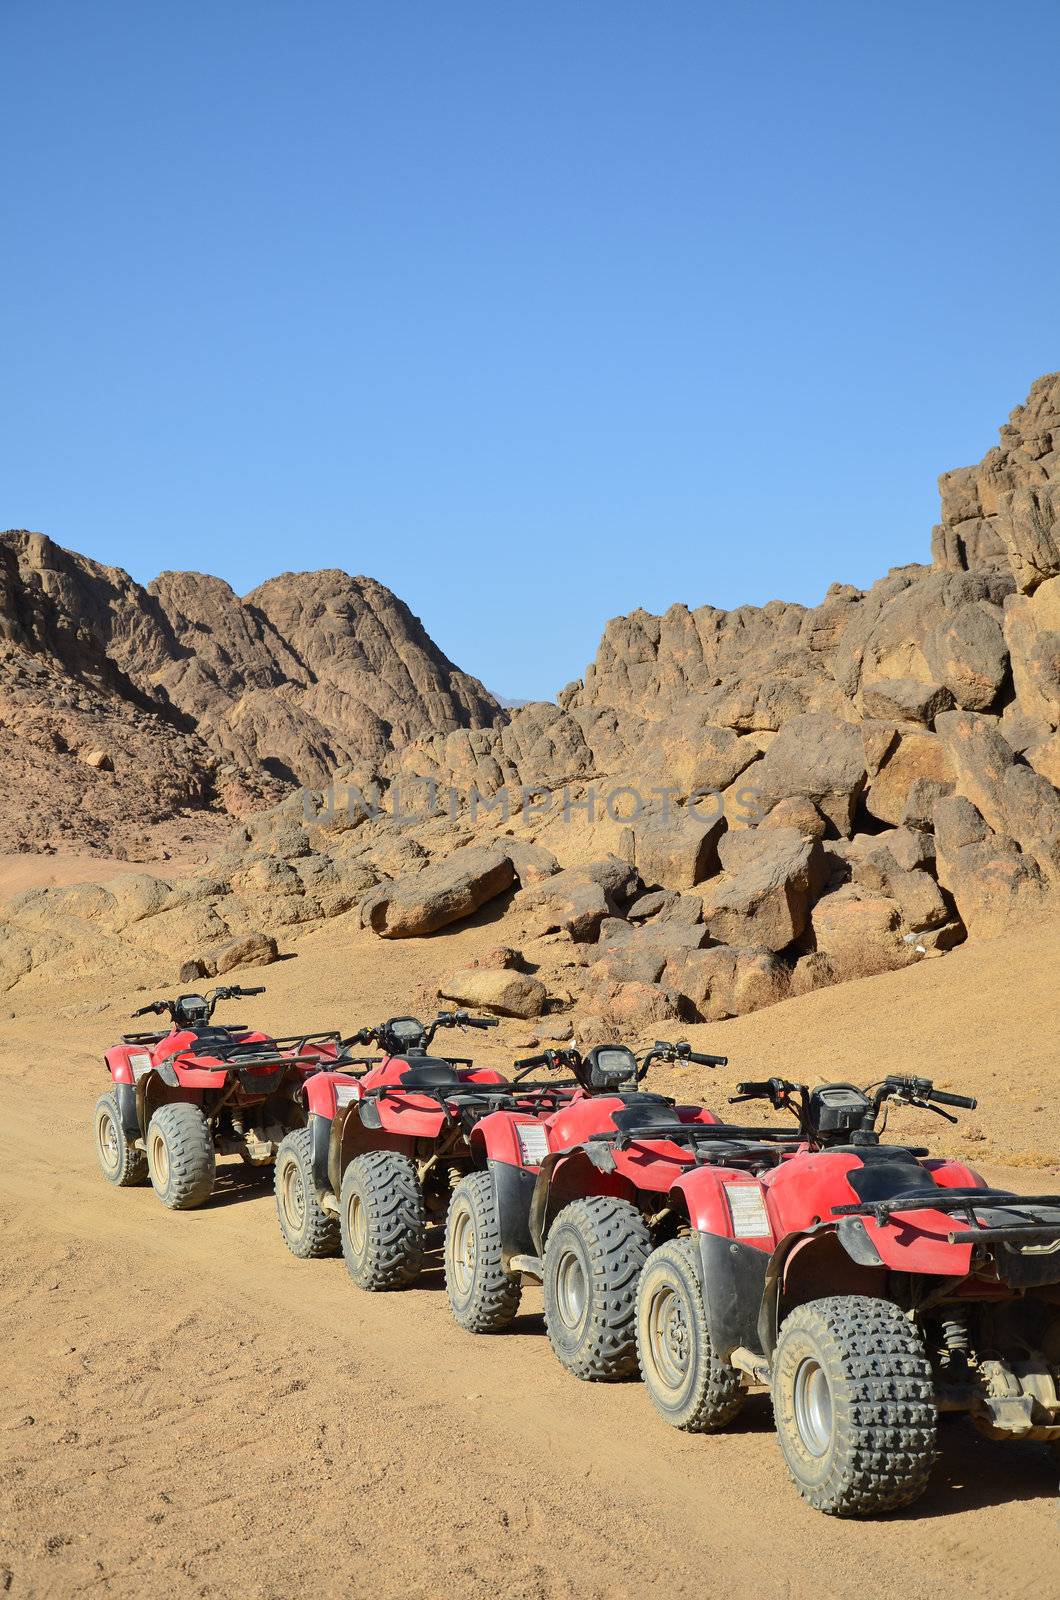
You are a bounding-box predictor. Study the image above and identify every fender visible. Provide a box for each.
[469,1112,550,1267]
[115,1081,139,1140]
[310,1112,332,1201]
[528,1147,635,1253]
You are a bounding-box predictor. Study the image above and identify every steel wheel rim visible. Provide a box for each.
[450,1202,475,1296]
[555,1247,587,1331]
[98,1110,121,1174]
[150,1128,169,1187]
[793,1357,833,1457]
[348,1189,367,1259]
[647,1282,690,1392]
[281,1159,306,1230]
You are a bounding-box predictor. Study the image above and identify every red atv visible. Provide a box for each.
[95,986,347,1210]
[273,1010,573,1286]
[441,1039,735,1377]
[633,1074,1060,1516]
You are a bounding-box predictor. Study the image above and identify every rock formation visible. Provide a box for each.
[2,372,1058,1026]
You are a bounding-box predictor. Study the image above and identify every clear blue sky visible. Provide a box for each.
[3,2,1058,700]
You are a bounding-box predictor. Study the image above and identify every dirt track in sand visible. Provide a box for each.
[0,908,1058,1598]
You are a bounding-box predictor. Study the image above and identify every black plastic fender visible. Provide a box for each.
[310,1112,333,1203]
[756,1222,885,1359]
[696,1233,770,1364]
[115,1082,140,1140]
[489,1159,537,1268]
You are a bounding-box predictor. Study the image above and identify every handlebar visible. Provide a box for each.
[929,1088,977,1109]
[131,984,266,1020]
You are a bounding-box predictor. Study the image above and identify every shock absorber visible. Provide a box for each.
[941,1314,970,1370]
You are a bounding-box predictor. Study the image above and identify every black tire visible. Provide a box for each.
[445,1171,522,1332]
[771,1295,937,1516]
[339,1150,425,1290]
[274,1129,339,1259]
[146,1102,216,1210]
[542,1196,651,1381]
[94,1091,148,1187]
[636,1235,745,1430]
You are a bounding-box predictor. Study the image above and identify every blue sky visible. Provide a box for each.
[3,2,1058,700]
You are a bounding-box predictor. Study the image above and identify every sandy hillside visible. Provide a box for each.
[0,895,1057,1600]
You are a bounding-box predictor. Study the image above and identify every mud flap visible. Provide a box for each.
[311,1113,332,1203]
[115,1082,140,1139]
[489,1159,537,1269]
[697,1233,770,1364]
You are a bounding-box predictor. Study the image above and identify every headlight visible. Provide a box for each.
[724,1183,772,1238]
[514,1121,550,1167]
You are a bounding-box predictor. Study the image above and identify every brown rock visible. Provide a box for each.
[439,966,547,1019]
[863,731,956,826]
[664,944,790,1021]
[631,810,725,890]
[901,775,956,832]
[601,980,687,1027]
[860,679,954,725]
[364,843,515,938]
[933,795,1050,936]
[211,931,278,973]
[751,714,867,835]
[810,889,916,980]
[1003,576,1060,732]
[936,709,1060,880]
[699,828,826,952]
[758,796,828,839]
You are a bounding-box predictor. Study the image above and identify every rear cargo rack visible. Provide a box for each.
[831,1190,1060,1245]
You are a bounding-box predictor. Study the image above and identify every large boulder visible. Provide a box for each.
[211,930,279,973]
[587,922,708,987]
[936,710,1060,881]
[698,827,826,952]
[514,855,640,944]
[1003,575,1060,732]
[834,836,950,931]
[863,729,956,827]
[810,888,917,981]
[933,795,1050,936]
[750,714,867,835]
[860,678,954,725]
[363,843,516,938]
[631,809,725,890]
[664,944,790,1021]
[439,966,547,1019]
[997,482,1060,594]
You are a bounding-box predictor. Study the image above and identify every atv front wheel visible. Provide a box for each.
[146,1103,216,1210]
[636,1236,744,1430]
[274,1129,339,1259]
[445,1170,522,1332]
[771,1295,937,1516]
[339,1150,425,1290]
[542,1196,651,1381]
[94,1092,148,1187]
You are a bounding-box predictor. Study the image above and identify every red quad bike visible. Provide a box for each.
[441,1039,733,1374]
[95,986,348,1210]
[273,1010,575,1284]
[632,1074,1060,1517]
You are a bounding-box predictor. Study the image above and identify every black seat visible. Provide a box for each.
[610,1102,690,1139]
[398,1058,463,1089]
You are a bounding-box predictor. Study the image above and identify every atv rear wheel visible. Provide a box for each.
[542,1196,651,1381]
[94,1092,148,1187]
[274,1129,339,1259]
[339,1150,425,1290]
[445,1170,522,1332]
[772,1295,937,1516]
[146,1103,216,1210]
[636,1236,744,1430]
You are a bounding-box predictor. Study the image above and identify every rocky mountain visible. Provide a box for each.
[1,372,1057,1028]
[0,532,504,853]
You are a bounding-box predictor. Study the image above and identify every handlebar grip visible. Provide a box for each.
[930,1089,977,1110]
[514,1053,547,1070]
[468,1017,499,1029]
[691,1053,728,1067]
[240,985,265,996]
[735,1080,772,1095]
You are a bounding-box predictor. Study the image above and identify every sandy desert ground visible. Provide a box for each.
[1,895,1057,1599]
